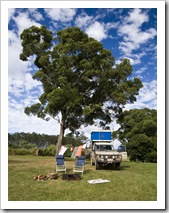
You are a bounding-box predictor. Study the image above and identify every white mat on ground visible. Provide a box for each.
[87,179,111,184]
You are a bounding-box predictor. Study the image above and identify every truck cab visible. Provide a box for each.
[90,131,122,170]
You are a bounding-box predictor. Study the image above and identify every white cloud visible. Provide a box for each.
[8,30,30,77]
[8,8,15,22]
[44,8,76,22]
[86,21,108,41]
[12,12,41,36]
[28,9,44,21]
[8,29,42,99]
[76,16,114,41]
[116,55,142,66]
[24,73,41,91]
[139,28,156,43]
[8,10,44,136]
[126,57,141,65]
[8,9,43,100]
[124,8,149,27]
[75,10,118,42]
[75,12,93,28]
[119,41,139,56]
[119,37,135,55]
[138,80,157,103]
[118,9,157,57]
[8,107,60,135]
[135,67,147,74]
[8,9,59,137]
[124,80,157,110]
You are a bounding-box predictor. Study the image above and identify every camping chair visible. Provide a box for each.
[73,156,86,176]
[56,155,66,174]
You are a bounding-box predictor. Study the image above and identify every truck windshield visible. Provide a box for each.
[95,145,113,151]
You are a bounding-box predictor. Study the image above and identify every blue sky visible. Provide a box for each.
[8,7,158,142]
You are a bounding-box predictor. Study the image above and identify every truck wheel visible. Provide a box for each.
[95,160,100,170]
[115,162,120,170]
[91,158,94,166]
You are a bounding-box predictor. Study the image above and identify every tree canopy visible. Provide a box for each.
[20,25,143,153]
[113,108,157,162]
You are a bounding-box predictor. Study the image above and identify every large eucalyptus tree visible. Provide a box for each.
[20,25,142,154]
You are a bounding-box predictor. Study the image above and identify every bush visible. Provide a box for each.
[145,151,157,163]
[8,148,36,155]
[127,134,156,163]
[37,145,56,156]
[8,145,56,156]
[8,148,15,155]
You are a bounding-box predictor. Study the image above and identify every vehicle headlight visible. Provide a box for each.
[105,156,108,159]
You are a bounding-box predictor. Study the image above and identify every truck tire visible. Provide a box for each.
[115,162,120,170]
[95,160,100,170]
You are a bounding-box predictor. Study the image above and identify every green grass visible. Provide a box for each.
[8,155,157,201]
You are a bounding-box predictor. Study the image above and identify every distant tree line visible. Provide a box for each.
[8,131,86,149]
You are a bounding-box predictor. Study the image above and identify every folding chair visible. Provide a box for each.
[73,156,86,176]
[56,155,66,173]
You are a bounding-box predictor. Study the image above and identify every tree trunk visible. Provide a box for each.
[56,120,65,155]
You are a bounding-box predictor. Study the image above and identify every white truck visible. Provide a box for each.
[90,131,122,170]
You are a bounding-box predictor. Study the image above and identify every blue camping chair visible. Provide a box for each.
[56,155,66,173]
[73,156,86,176]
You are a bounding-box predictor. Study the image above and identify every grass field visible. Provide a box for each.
[8,155,157,201]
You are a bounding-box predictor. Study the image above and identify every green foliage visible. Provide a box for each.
[8,132,84,149]
[8,132,57,148]
[20,25,143,152]
[126,134,155,162]
[38,145,56,156]
[8,148,36,155]
[8,140,36,150]
[113,108,157,162]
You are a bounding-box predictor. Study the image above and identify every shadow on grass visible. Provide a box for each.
[92,164,131,171]
[118,165,131,171]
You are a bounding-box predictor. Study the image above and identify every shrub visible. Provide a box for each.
[145,151,157,163]
[38,145,56,156]
[8,148,35,155]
